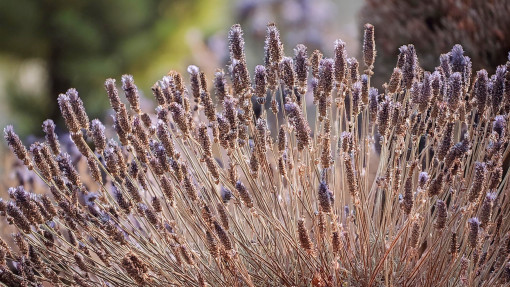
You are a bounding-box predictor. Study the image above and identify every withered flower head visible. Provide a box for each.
[42,119,60,155]
[7,202,31,233]
[235,181,253,208]
[449,44,467,75]
[434,200,447,229]
[294,44,309,91]
[446,72,463,112]
[280,57,296,91]
[403,44,417,89]
[363,23,375,68]
[318,181,332,213]
[334,39,347,84]
[254,65,267,104]
[66,88,89,129]
[89,119,106,153]
[121,74,141,114]
[351,81,362,116]
[473,69,488,115]
[480,192,496,227]
[319,58,334,96]
[4,125,31,168]
[467,218,480,249]
[188,65,201,103]
[468,162,487,203]
[229,24,246,61]
[214,69,227,103]
[104,78,121,113]
[58,94,80,133]
[397,45,407,69]
[311,49,323,79]
[347,57,359,83]
[152,82,166,106]
[493,115,506,139]
[297,218,314,255]
[265,23,284,66]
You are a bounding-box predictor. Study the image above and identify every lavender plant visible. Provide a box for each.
[1,23,510,286]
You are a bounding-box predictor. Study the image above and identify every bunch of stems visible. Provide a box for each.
[1,23,510,286]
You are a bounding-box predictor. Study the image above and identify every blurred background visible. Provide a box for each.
[1,0,510,186]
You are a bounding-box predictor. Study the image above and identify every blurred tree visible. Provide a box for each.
[0,0,226,136]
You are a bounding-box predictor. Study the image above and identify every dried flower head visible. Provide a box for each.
[4,126,32,169]
[121,74,142,114]
[468,162,487,203]
[66,88,90,129]
[434,200,447,230]
[280,57,295,91]
[311,49,323,79]
[297,218,314,255]
[254,65,267,104]
[294,44,309,93]
[42,119,60,155]
[468,218,480,249]
[334,40,347,85]
[363,23,376,69]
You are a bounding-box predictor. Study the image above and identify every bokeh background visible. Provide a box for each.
[1,0,510,187]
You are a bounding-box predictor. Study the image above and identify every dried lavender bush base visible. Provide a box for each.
[2,23,510,287]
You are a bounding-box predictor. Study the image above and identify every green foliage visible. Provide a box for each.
[0,0,226,137]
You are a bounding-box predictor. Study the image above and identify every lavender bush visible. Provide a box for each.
[1,22,510,286]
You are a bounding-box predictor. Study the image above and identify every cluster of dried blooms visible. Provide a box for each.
[1,22,510,286]
[361,0,510,89]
